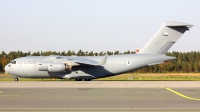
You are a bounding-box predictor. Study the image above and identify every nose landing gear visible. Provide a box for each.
[14,77,19,82]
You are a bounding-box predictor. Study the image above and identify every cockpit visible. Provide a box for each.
[5,60,16,75]
[10,60,16,64]
[6,60,16,68]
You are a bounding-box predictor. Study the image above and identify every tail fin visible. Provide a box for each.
[139,21,193,54]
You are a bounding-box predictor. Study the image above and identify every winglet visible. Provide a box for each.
[99,54,108,65]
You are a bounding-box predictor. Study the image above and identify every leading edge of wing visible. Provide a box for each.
[73,54,108,66]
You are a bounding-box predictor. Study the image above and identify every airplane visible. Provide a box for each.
[5,21,193,81]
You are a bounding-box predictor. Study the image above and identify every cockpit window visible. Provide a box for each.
[10,60,16,64]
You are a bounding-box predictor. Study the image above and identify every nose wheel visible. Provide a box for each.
[14,78,19,82]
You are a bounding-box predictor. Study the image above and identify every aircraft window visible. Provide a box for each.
[127,61,131,65]
[10,60,16,64]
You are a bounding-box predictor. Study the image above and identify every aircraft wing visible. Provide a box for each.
[73,59,100,66]
[71,54,108,66]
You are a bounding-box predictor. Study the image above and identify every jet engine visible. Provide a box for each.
[37,62,71,72]
[48,62,65,72]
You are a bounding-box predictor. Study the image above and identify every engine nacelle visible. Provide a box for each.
[48,62,65,72]
[37,62,70,72]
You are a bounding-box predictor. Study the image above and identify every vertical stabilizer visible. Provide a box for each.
[139,21,193,54]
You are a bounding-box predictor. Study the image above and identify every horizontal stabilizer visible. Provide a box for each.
[166,21,193,28]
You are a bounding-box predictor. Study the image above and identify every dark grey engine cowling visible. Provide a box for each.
[37,62,68,72]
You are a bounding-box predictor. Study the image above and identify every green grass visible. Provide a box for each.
[95,76,200,81]
[0,74,72,81]
[0,78,72,81]
[95,73,200,81]
[1,73,200,81]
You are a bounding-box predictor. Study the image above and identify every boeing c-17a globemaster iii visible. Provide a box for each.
[5,21,193,81]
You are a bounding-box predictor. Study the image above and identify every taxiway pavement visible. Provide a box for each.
[0,81,200,112]
[0,81,200,88]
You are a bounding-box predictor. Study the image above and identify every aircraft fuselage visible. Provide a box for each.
[5,54,175,80]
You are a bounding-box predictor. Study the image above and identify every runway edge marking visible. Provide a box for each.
[166,88,200,101]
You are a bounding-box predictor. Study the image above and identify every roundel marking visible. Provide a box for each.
[127,61,131,65]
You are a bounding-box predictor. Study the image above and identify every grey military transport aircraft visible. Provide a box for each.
[5,21,193,81]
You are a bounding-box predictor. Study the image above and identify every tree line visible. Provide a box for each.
[0,50,200,73]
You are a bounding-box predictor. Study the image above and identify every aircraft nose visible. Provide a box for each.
[4,64,9,74]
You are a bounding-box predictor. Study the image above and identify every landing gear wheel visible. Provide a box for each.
[14,78,18,82]
[75,78,83,81]
[84,79,92,81]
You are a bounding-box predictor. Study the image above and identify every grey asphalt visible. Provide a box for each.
[0,81,200,112]
[1,81,200,88]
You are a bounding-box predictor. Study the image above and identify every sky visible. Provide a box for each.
[0,0,200,53]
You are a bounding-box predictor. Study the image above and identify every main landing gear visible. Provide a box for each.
[84,79,92,81]
[75,78,82,81]
[75,78,92,81]
[14,77,19,82]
